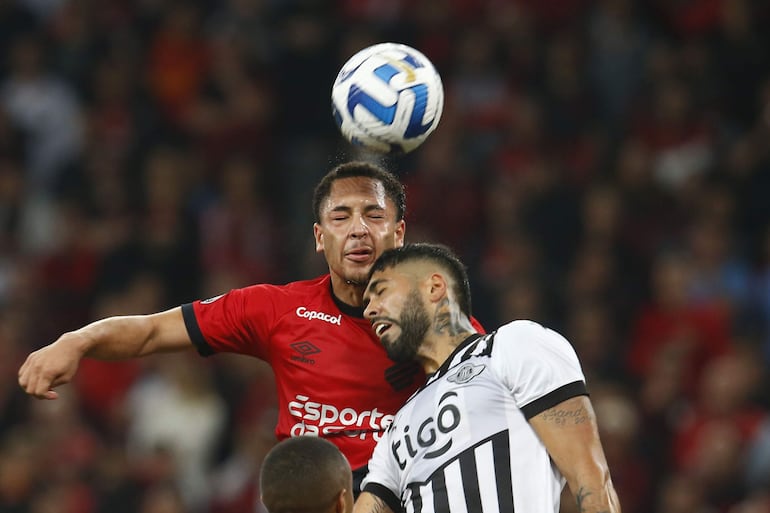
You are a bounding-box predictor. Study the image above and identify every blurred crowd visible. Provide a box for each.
[1,0,770,512]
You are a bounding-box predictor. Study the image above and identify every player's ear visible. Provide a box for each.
[427,273,448,303]
[314,223,324,253]
[333,489,350,513]
[394,219,405,247]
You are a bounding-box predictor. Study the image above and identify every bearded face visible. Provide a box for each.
[382,287,431,362]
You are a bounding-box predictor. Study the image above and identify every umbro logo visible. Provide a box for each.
[447,363,485,384]
[290,341,321,364]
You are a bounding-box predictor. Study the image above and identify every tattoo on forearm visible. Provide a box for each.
[541,404,588,426]
[575,486,610,513]
[576,487,591,512]
[370,496,390,513]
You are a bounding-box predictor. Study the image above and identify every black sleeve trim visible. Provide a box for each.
[520,380,588,420]
[351,465,368,498]
[362,482,402,513]
[181,303,215,356]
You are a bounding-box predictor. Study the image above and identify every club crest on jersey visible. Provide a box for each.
[447,363,485,384]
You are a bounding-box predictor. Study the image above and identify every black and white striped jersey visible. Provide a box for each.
[361,320,588,513]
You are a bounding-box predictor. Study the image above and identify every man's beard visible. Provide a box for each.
[384,288,431,363]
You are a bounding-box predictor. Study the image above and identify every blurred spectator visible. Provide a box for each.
[184,26,276,168]
[208,407,276,513]
[1,33,83,196]
[34,199,100,336]
[626,249,733,408]
[401,121,484,253]
[574,183,645,320]
[477,222,545,327]
[126,353,226,512]
[47,1,101,92]
[495,275,547,325]
[683,212,752,316]
[587,0,649,123]
[198,155,279,284]
[670,350,767,509]
[752,225,770,365]
[541,31,600,176]
[90,444,143,513]
[204,0,277,69]
[25,388,101,513]
[744,416,770,495]
[635,76,715,193]
[711,0,770,131]
[137,483,186,513]
[0,427,40,512]
[565,241,619,319]
[655,472,716,513]
[564,302,625,384]
[96,145,201,304]
[0,307,31,433]
[491,115,583,274]
[446,26,511,145]
[146,3,210,126]
[723,135,770,252]
[612,136,684,262]
[624,247,736,492]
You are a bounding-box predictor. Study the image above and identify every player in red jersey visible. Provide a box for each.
[18,160,483,494]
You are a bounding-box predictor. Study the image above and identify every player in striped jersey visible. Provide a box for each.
[358,243,621,513]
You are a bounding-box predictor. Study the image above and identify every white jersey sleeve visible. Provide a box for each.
[490,320,587,419]
[361,422,403,512]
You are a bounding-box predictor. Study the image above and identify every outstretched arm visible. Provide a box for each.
[353,492,395,513]
[529,395,622,513]
[18,307,192,400]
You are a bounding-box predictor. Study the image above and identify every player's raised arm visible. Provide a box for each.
[528,395,622,513]
[18,306,191,400]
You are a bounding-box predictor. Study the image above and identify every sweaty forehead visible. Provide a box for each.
[322,177,388,211]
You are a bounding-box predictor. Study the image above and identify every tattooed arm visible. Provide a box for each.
[353,492,395,513]
[529,395,622,513]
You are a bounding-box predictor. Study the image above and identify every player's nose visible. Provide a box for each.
[349,214,370,238]
[364,300,377,319]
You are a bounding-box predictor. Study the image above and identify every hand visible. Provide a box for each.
[18,333,87,399]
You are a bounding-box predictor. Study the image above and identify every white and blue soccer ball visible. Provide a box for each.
[331,42,444,154]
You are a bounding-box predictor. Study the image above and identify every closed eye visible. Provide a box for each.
[364,279,387,305]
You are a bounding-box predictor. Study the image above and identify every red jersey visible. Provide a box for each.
[182,275,422,470]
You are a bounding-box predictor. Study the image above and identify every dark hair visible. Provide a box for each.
[260,437,350,513]
[312,161,406,223]
[369,243,472,317]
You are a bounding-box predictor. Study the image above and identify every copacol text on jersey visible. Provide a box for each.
[296,306,342,325]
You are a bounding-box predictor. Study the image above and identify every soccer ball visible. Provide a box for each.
[331,42,444,154]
